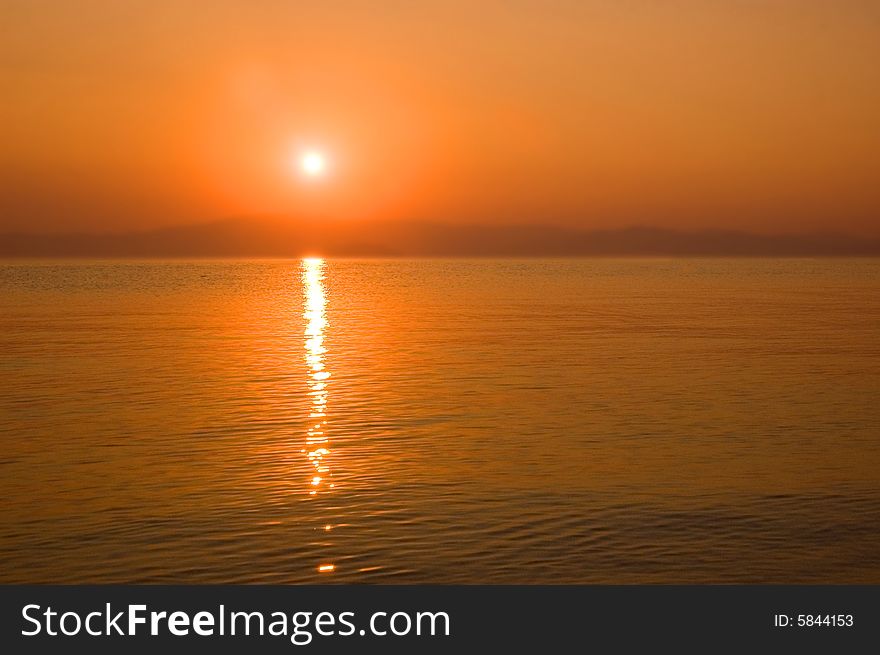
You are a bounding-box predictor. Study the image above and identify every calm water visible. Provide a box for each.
[0,258,878,583]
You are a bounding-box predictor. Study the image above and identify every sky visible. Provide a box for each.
[1,0,879,236]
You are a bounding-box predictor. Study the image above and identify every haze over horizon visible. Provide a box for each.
[3,216,879,257]
[2,1,879,242]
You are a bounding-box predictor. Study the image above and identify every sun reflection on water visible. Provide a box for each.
[302,258,331,496]
[302,258,336,574]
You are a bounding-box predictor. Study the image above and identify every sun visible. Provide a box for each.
[299,150,326,178]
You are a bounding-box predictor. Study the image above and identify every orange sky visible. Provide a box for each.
[2,1,879,235]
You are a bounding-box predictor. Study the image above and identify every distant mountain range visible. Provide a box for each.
[2,218,879,257]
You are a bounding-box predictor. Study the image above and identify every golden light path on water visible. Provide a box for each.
[301,257,335,574]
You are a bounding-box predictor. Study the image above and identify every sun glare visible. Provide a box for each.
[300,150,326,178]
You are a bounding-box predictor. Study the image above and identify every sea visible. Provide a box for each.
[0,258,878,582]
